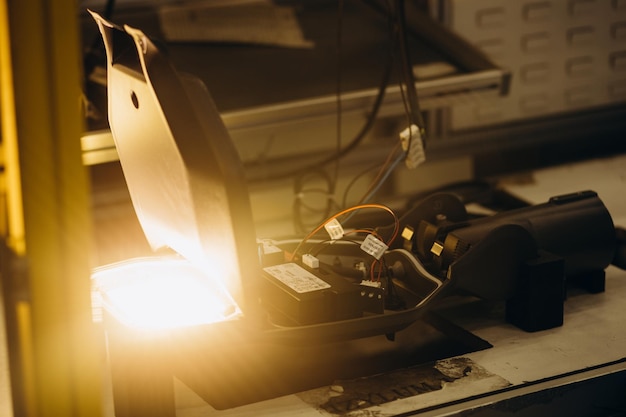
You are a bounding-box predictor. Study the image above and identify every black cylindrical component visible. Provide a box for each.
[447,190,616,276]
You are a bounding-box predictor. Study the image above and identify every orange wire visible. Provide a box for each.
[346,228,382,240]
[290,203,399,261]
[369,259,386,282]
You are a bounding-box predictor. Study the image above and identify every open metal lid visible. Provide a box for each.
[91,12,260,314]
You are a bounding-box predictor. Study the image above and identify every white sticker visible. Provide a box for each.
[399,124,426,169]
[263,263,331,293]
[324,218,344,240]
[360,234,388,260]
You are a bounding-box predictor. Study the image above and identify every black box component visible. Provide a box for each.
[411,190,616,332]
[261,263,383,325]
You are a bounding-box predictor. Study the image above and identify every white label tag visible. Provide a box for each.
[324,218,344,240]
[360,234,388,260]
[263,263,331,293]
[400,124,426,169]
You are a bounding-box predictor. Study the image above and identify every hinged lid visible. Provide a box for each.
[91,12,259,314]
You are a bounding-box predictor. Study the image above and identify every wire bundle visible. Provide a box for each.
[293,0,427,232]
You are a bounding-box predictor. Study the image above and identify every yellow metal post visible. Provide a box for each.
[0,0,103,416]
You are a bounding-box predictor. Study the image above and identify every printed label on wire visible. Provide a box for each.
[360,234,388,260]
[400,124,426,169]
[324,218,344,240]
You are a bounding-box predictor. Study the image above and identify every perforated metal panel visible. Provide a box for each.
[438,0,626,129]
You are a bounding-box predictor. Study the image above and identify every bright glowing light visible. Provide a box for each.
[92,257,241,330]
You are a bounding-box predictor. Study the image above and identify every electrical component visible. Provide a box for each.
[266,204,398,325]
[261,262,384,325]
[360,280,382,288]
[412,190,617,331]
[359,280,385,314]
[302,253,320,269]
[401,226,414,241]
[290,203,399,263]
[400,124,426,169]
[258,238,284,266]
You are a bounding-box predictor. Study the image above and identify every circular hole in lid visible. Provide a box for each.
[130,90,139,109]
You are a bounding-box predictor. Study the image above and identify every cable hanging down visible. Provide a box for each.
[289,203,400,263]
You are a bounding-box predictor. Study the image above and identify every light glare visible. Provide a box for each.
[92,257,240,330]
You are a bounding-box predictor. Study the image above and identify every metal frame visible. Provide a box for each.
[0,0,103,415]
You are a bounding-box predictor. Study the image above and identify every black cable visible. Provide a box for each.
[386,0,413,130]
[394,0,426,140]
[337,0,425,213]
[332,0,345,197]
[250,25,396,183]
[385,259,407,310]
[102,0,115,19]
[292,1,399,230]
[292,169,337,234]
[341,160,385,208]
[309,238,363,258]
[83,0,116,76]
